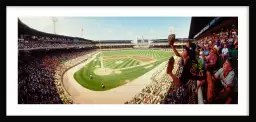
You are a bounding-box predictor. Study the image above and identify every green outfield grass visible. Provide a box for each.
[74,50,173,91]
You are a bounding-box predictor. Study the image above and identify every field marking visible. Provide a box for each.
[102,56,155,70]
[144,65,153,69]
[115,61,123,64]
[113,58,132,69]
[114,59,155,70]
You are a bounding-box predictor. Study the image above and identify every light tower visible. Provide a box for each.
[169,26,174,35]
[52,17,58,34]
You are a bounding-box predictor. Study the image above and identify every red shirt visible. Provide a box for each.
[206,53,218,67]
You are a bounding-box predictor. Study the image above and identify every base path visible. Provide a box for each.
[62,52,168,104]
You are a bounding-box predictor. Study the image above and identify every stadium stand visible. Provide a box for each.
[149,39,190,49]
[18,19,98,104]
[95,40,135,49]
[18,49,98,104]
[18,19,96,50]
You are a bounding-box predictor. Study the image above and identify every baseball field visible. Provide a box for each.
[74,49,173,91]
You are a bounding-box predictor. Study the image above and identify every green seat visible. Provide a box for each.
[232,49,238,57]
[228,49,238,57]
[217,57,224,68]
[228,49,238,69]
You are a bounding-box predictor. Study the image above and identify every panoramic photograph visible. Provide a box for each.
[18,17,238,104]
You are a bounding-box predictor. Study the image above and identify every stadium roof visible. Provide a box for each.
[188,17,238,39]
[188,17,215,39]
[18,19,95,43]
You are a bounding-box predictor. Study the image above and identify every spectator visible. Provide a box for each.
[213,44,219,53]
[204,48,219,72]
[165,40,204,104]
[226,29,229,36]
[220,37,226,47]
[221,44,229,60]
[206,57,237,104]
[232,28,237,38]
[216,37,221,47]
[203,44,210,56]
[213,37,221,51]
[234,39,238,49]
[199,48,204,61]
[227,35,234,49]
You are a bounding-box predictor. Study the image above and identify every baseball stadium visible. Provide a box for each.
[18,17,238,104]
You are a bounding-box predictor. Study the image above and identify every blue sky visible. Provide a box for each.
[19,17,191,41]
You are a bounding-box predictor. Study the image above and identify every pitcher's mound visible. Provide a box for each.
[94,68,113,76]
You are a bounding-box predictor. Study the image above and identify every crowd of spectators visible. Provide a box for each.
[149,41,187,49]
[97,45,134,49]
[125,58,180,104]
[96,43,134,46]
[165,26,238,104]
[18,39,135,50]
[127,25,238,104]
[195,27,238,59]
[18,48,98,104]
[18,35,95,50]
[18,40,95,49]
[125,75,171,104]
